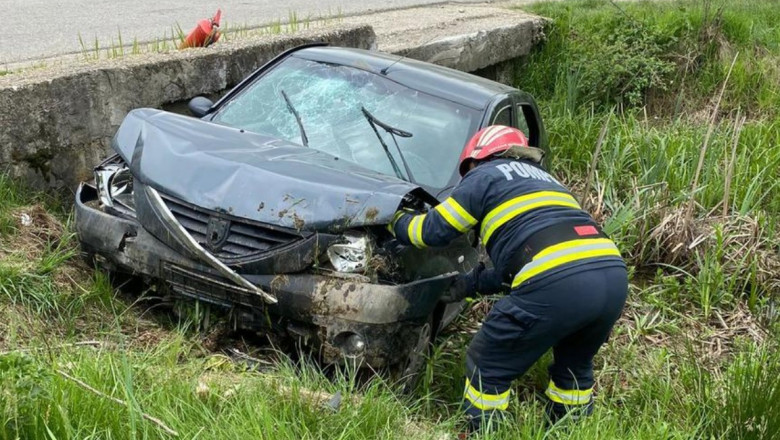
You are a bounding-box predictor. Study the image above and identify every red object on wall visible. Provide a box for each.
[180,9,222,49]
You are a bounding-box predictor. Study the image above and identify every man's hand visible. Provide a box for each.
[386,208,417,236]
[441,262,486,303]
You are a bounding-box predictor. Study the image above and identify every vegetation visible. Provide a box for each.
[74,9,345,62]
[1,1,778,439]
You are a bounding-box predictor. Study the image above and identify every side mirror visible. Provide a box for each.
[188,96,214,118]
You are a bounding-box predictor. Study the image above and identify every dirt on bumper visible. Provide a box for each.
[75,183,456,367]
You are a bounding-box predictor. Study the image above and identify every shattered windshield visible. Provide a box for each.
[212,56,481,190]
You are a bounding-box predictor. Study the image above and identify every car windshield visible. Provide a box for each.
[212,56,482,190]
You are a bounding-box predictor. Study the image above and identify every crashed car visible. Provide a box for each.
[75,43,548,383]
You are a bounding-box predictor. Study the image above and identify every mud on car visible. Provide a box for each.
[75,43,548,386]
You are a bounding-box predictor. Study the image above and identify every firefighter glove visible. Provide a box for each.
[441,262,486,303]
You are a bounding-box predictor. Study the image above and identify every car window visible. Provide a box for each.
[491,105,512,126]
[212,57,482,191]
[515,105,531,136]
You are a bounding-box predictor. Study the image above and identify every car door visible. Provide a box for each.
[512,93,549,156]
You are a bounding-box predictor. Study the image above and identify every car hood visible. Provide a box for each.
[113,109,431,231]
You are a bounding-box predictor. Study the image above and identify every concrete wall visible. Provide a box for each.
[0,25,376,191]
[393,22,545,76]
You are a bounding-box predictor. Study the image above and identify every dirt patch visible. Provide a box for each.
[0,205,65,264]
[364,207,380,222]
[0,204,92,291]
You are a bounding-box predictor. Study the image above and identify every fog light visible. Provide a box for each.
[334,332,366,356]
[346,334,366,354]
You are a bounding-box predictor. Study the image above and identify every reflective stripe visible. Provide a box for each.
[388,211,407,236]
[435,197,477,233]
[464,378,511,411]
[545,381,593,405]
[407,214,427,248]
[480,191,580,244]
[511,238,620,287]
[477,126,506,146]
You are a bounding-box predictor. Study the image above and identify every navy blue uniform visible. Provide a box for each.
[392,157,627,426]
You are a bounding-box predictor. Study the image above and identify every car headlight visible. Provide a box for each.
[109,167,133,198]
[327,232,372,273]
[94,162,134,209]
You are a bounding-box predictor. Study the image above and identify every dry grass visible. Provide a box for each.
[649,210,780,294]
[0,205,65,264]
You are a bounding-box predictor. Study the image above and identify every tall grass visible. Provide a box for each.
[518,0,780,317]
[2,328,779,439]
[520,0,780,117]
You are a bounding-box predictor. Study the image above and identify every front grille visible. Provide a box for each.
[162,263,263,309]
[161,194,302,260]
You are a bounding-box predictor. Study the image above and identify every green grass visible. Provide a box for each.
[1,0,779,438]
[519,0,780,117]
[517,0,780,319]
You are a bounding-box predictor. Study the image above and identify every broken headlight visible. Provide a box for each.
[94,159,135,210]
[327,233,372,273]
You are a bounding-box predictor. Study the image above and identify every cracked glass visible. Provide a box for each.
[213,56,481,190]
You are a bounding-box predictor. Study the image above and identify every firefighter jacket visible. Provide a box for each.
[391,158,625,293]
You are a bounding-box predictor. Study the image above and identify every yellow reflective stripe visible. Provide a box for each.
[511,238,620,287]
[481,191,580,244]
[407,214,427,248]
[388,211,407,236]
[464,378,510,411]
[435,197,477,233]
[545,381,593,405]
[448,198,477,227]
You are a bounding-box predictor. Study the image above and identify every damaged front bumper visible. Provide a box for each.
[75,183,456,367]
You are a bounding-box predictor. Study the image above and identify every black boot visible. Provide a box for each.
[545,399,594,426]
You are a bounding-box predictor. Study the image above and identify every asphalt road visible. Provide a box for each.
[2,0,483,65]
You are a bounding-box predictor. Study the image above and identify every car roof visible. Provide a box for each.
[292,46,516,110]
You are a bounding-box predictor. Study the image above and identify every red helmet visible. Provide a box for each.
[458,125,537,176]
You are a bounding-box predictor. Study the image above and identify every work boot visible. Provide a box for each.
[460,411,507,437]
[545,399,594,426]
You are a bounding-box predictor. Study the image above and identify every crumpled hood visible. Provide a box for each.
[113,108,427,231]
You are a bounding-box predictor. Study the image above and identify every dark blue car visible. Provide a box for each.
[75,44,548,388]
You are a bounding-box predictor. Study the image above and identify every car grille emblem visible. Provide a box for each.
[205,216,231,251]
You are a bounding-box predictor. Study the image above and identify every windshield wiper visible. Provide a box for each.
[360,107,415,182]
[281,90,308,147]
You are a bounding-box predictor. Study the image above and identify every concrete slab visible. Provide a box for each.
[361,2,547,80]
[348,3,544,60]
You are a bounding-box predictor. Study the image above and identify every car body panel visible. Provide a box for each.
[114,108,423,232]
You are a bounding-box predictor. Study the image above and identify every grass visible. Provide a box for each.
[72,9,344,62]
[1,0,779,438]
[516,0,780,320]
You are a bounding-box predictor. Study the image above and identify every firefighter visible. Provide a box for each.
[389,125,628,431]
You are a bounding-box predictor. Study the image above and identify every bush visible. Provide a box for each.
[520,0,780,117]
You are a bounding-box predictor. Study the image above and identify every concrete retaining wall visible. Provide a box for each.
[393,22,545,76]
[0,25,376,190]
